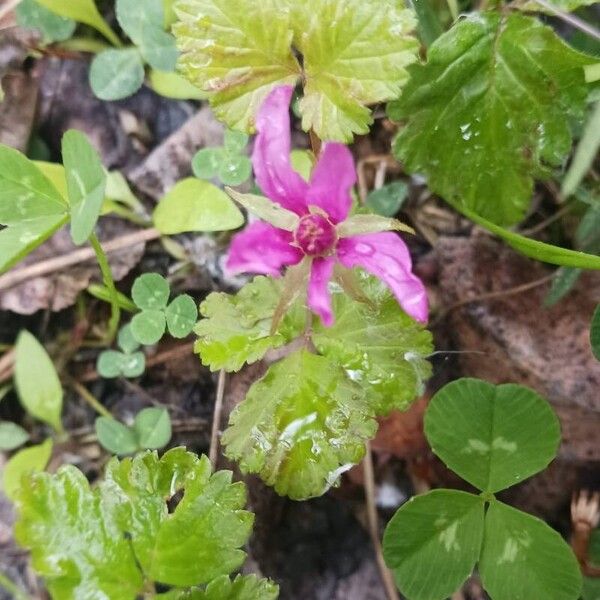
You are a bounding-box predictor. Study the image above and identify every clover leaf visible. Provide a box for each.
[95,407,172,455]
[97,324,146,379]
[383,378,580,600]
[389,12,595,226]
[222,349,377,500]
[192,129,252,186]
[424,378,560,494]
[15,449,272,597]
[16,0,76,44]
[130,274,198,345]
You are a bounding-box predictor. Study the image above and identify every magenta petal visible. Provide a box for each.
[252,86,309,216]
[336,233,429,323]
[307,256,336,327]
[226,221,303,277]
[307,143,356,224]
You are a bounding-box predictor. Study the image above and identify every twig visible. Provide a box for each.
[432,273,554,326]
[519,202,575,236]
[69,379,112,418]
[532,0,600,41]
[0,349,15,382]
[0,228,161,292]
[364,441,401,600]
[209,369,226,467]
[0,0,21,22]
[0,571,30,600]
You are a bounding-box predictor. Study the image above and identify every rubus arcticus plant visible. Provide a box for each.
[1,0,600,598]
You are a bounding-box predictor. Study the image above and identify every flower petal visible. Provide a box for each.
[308,256,336,327]
[252,86,309,215]
[336,233,429,322]
[306,143,356,224]
[226,221,303,277]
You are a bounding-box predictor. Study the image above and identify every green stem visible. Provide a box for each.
[70,379,112,418]
[89,233,121,342]
[0,572,30,600]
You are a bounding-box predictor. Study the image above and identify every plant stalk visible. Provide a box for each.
[89,233,121,343]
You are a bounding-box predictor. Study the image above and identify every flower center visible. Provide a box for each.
[294,214,337,256]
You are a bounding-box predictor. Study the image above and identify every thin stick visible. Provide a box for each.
[532,0,600,41]
[432,273,554,326]
[0,0,21,22]
[209,369,226,467]
[0,228,161,292]
[69,379,112,418]
[89,233,120,343]
[0,571,30,600]
[364,442,401,600]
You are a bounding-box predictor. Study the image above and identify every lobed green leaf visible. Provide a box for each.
[390,12,595,226]
[222,349,377,500]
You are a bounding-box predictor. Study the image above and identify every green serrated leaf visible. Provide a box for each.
[166,295,198,338]
[132,273,171,310]
[424,378,560,493]
[104,450,253,586]
[180,574,279,599]
[313,277,433,414]
[15,331,63,433]
[90,48,145,101]
[174,0,300,131]
[153,178,244,234]
[131,310,167,345]
[95,416,139,455]
[3,439,53,501]
[16,0,76,44]
[222,349,377,500]
[365,181,408,217]
[0,421,30,451]
[15,463,144,597]
[480,500,582,600]
[62,129,107,245]
[591,305,600,361]
[383,490,485,600]
[133,407,171,449]
[517,0,598,13]
[295,0,418,142]
[34,0,120,46]
[389,12,595,226]
[194,276,304,372]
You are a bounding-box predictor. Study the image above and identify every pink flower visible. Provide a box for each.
[226,86,428,327]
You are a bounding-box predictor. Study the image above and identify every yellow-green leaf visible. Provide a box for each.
[174,0,300,131]
[14,331,63,433]
[3,439,53,501]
